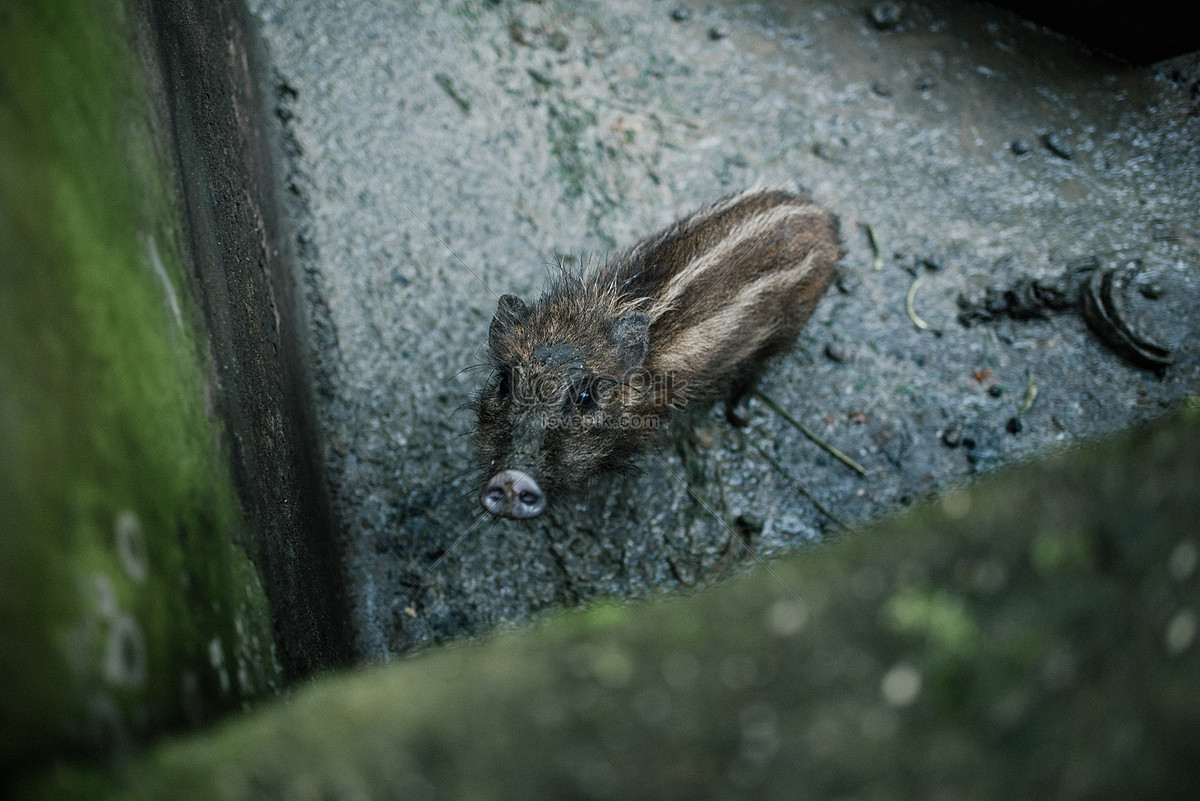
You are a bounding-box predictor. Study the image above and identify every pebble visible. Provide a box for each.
[869,2,903,31]
[941,424,962,448]
[812,139,849,162]
[988,385,1005,398]
[786,31,815,49]
[914,74,937,91]
[966,434,1002,469]
[1010,139,1031,155]
[835,271,861,295]
[824,342,849,363]
[670,7,692,23]
[1006,416,1023,435]
[1139,281,1165,299]
[1042,131,1074,160]
[734,513,764,535]
[707,26,728,41]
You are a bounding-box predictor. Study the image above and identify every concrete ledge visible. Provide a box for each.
[18,403,1200,800]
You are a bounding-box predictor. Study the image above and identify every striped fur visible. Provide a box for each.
[600,188,839,413]
[475,189,840,517]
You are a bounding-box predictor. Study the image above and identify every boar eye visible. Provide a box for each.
[569,380,597,411]
[496,371,511,398]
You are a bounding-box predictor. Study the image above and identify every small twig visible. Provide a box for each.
[748,440,849,530]
[754,391,868,476]
[433,72,471,114]
[1018,368,1038,415]
[905,273,942,335]
[860,221,884,271]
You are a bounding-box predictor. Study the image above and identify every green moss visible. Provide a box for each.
[885,588,980,659]
[547,100,598,201]
[0,0,279,771]
[17,409,1199,801]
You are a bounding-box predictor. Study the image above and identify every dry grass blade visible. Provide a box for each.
[754,391,868,476]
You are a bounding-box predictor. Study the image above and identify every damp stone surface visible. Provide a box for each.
[248,0,1200,657]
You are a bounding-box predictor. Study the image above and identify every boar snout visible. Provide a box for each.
[481,469,546,519]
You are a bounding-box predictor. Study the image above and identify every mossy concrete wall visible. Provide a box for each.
[0,0,349,783]
[146,0,351,678]
[18,403,1200,800]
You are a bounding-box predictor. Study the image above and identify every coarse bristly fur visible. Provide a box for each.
[474,188,841,519]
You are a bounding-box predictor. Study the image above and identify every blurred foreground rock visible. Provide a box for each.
[21,402,1200,800]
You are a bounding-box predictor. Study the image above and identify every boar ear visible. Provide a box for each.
[609,311,650,376]
[489,294,529,350]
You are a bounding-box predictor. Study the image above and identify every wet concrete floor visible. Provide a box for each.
[248,0,1200,658]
